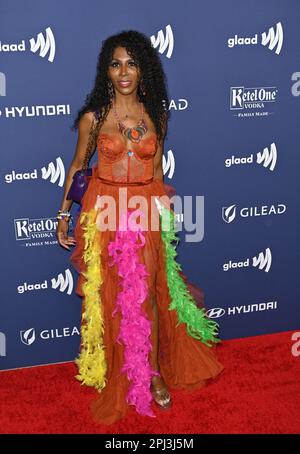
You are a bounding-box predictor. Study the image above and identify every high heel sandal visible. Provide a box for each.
[150,383,172,409]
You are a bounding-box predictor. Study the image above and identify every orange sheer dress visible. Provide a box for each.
[69,128,224,425]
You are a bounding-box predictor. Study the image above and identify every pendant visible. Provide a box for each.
[119,118,148,144]
[125,127,145,143]
[127,150,133,156]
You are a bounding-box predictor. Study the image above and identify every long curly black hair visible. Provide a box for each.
[72,29,171,145]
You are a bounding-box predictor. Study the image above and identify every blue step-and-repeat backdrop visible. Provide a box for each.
[1,0,299,370]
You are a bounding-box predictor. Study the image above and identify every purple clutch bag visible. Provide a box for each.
[66,168,93,204]
[66,109,100,204]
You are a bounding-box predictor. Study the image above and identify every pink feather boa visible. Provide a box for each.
[107,209,159,417]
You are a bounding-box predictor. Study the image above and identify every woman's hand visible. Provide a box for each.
[56,219,76,250]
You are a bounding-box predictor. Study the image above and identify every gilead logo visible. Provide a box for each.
[222,203,286,223]
[169,99,188,111]
[40,327,79,340]
[20,328,35,345]
[20,327,80,345]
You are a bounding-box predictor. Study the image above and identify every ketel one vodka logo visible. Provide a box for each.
[225,142,278,171]
[150,24,174,59]
[17,269,74,295]
[14,217,58,241]
[227,21,283,55]
[222,203,286,223]
[0,27,56,62]
[223,248,272,272]
[5,157,65,186]
[230,86,278,110]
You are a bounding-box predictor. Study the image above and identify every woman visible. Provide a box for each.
[56,30,224,425]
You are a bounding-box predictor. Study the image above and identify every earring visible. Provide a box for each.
[139,78,146,97]
[108,80,115,104]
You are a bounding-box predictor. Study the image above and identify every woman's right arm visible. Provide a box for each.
[56,111,96,250]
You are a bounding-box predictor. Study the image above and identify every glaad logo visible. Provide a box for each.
[0,27,55,62]
[261,22,283,55]
[227,21,283,55]
[0,332,6,356]
[163,150,175,179]
[0,104,70,118]
[20,328,36,345]
[225,142,277,171]
[5,157,65,187]
[51,269,73,295]
[41,157,65,186]
[17,269,73,295]
[230,86,278,111]
[206,301,277,318]
[0,72,6,96]
[20,326,80,345]
[14,217,58,241]
[223,247,272,272]
[222,203,286,223]
[253,248,272,272]
[30,27,56,62]
[150,24,174,59]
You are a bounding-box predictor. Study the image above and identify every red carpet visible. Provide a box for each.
[0,330,299,434]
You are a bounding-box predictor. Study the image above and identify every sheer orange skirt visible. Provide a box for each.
[70,164,224,424]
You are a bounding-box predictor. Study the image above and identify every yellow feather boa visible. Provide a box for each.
[74,207,107,391]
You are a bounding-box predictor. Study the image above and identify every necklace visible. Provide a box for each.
[112,99,148,144]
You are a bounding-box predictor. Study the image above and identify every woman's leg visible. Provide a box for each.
[150,295,171,405]
[150,296,159,370]
[142,232,171,405]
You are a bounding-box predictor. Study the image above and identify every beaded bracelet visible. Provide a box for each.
[57,209,72,222]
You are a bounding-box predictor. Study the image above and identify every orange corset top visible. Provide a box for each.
[97,132,157,184]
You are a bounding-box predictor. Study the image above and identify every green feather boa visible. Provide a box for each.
[159,201,221,347]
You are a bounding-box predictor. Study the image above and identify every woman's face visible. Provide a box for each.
[107,46,141,96]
